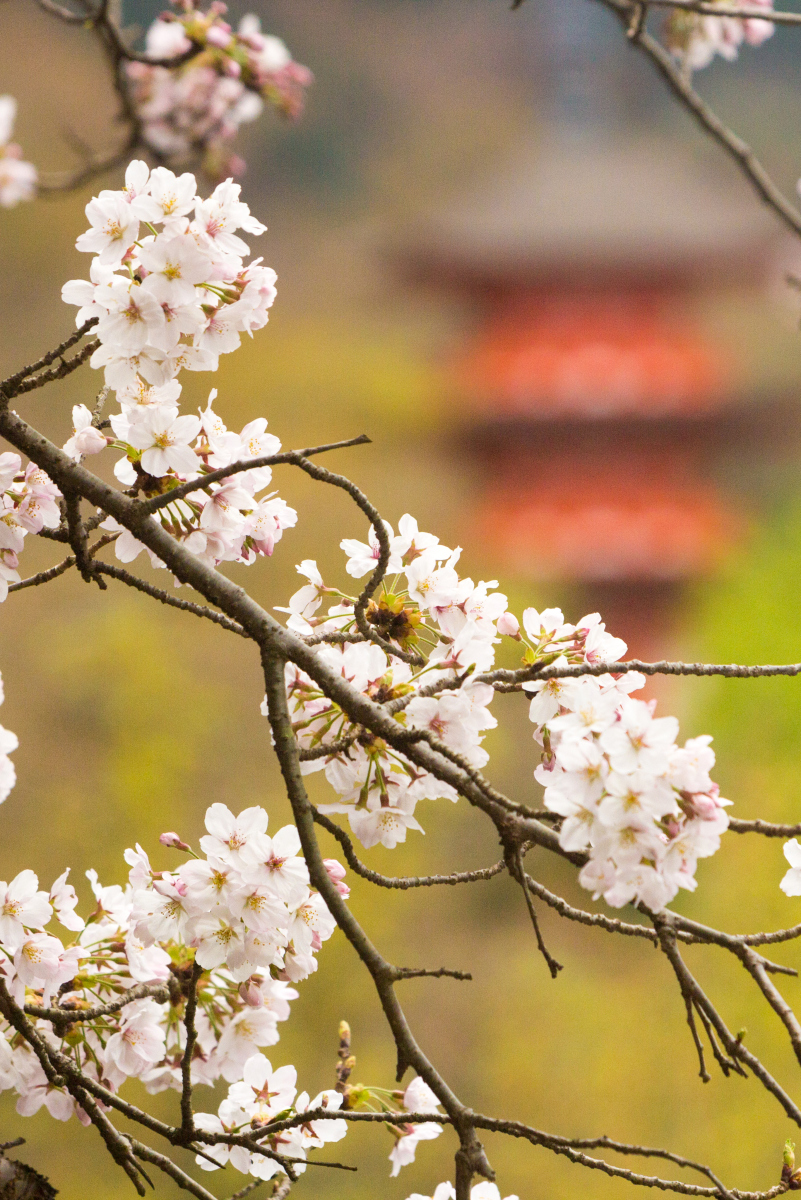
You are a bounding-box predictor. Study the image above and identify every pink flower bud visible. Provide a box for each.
[311,931,323,952]
[497,612,520,639]
[688,793,720,820]
[206,24,233,47]
[159,832,190,852]
[323,858,350,898]
[238,978,263,1007]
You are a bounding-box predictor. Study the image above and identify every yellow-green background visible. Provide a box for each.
[4,2,801,1196]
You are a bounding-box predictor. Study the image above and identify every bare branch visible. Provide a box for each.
[592,0,801,239]
[64,490,104,587]
[313,807,507,889]
[392,967,473,982]
[228,1181,269,1200]
[0,318,98,399]
[484,658,801,691]
[8,553,76,593]
[524,873,660,941]
[140,435,372,514]
[261,647,494,1191]
[25,982,170,1025]
[95,563,249,637]
[127,1138,217,1200]
[728,818,801,838]
[512,853,563,978]
[180,962,203,1143]
[0,339,100,403]
[639,0,801,24]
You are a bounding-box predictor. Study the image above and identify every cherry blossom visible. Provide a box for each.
[124,6,311,180]
[664,0,774,70]
[0,96,36,207]
[530,649,729,911]
[781,839,801,896]
[62,405,107,461]
[406,1186,520,1200]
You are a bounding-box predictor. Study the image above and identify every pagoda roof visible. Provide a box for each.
[397,134,779,291]
[452,300,732,418]
[477,478,741,582]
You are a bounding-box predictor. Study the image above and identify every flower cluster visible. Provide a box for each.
[97,392,297,570]
[385,1076,443,1176]
[663,0,774,70]
[270,515,512,849]
[407,1186,519,1200]
[194,1051,347,1180]
[125,3,312,179]
[0,96,36,208]
[0,673,17,805]
[0,803,341,1131]
[56,163,297,570]
[272,520,728,911]
[0,452,61,601]
[63,160,275,390]
[526,608,729,911]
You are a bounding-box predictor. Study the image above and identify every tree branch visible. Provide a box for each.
[592,0,801,239]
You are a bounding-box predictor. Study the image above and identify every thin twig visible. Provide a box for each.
[127,1138,217,1200]
[513,853,563,978]
[95,562,249,636]
[8,554,76,593]
[139,436,372,513]
[0,318,98,398]
[524,874,659,940]
[261,648,494,1191]
[25,982,170,1024]
[1,340,100,403]
[729,818,801,837]
[483,658,801,690]
[594,0,801,239]
[393,967,473,982]
[313,808,507,888]
[228,1181,268,1200]
[290,457,422,666]
[641,0,801,23]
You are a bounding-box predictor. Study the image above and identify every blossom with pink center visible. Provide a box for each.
[348,803,424,851]
[76,192,140,266]
[12,933,64,993]
[126,406,201,477]
[341,520,400,579]
[0,96,36,207]
[228,1052,297,1120]
[96,281,167,354]
[139,233,212,305]
[0,871,51,951]
[49,869,84,933]
[199,803,269,865]
[104,999,167,1081]
[389,1120,442,1177]
[241,825,310,906]
[287,892,335,955]
[294,1088,348,1146]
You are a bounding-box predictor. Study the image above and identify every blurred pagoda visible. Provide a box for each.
[394,127,801,656]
